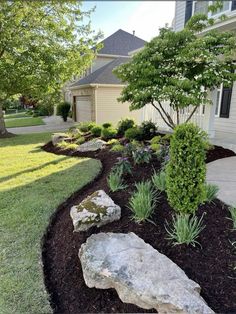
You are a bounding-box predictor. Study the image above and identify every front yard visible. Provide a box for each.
[5,116,45,128]
[0,133,101,313]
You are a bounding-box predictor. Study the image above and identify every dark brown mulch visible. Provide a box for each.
[41,142,236,314]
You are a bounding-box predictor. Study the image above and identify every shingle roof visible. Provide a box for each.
[98,29,146,56]
[70,57,130,87]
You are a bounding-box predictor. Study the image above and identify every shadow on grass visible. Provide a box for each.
[0,132,51,147]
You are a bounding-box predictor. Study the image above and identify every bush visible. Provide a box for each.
[203,183,219,203]
[35,103,54,116]
[101,127,117,140]
[140,120,157,140]
[102,122,112,129]
[152,171,166,192]
[165,214,205,247]
[129,181,157,223]
[160,133,172,145]
[76,136,85,145]
[150,135,161,145]
[151,143,160,152]
[57,102,71,122]
[166,123,208,214]
[107,169,127,192]
[117,118,135,136]
[229,207,236,229]
[78,121,96,133]
[114,156,132,175]
[132,147,152,165]
[124,127,143,141]
[110,144,125,152]
[91,125,102,137]
[107,139,119,146]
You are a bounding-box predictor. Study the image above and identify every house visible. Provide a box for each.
[148,0,236,151]
[67,29,146,125]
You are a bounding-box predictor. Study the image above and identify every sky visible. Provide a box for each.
[82,1,176,41]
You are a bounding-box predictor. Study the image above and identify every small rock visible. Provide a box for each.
[52,133,69,146]
[79,232,214,314]
[70,190,121,231]
[76,139,106,152]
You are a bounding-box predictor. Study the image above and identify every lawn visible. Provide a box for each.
[4,112,28,120]
[5,117,45,128]
[0,132,101,313]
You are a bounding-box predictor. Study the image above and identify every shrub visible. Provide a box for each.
[107,139,119,146]
[57,102,71,122]
[102,122,112,129]
[152,171,166,192]
[150,135,161,145]
[160,133,172,145]
[110,144,125,152]
[151,143,160,152]
[229,207,236,229]
[57,141,78,150]
[78,122,95,133]
[91,125,102,137]
[76,136,85,145]
[125,127,143,141]
[117,118,135,136]
[114,156,132,175]
[140,120,157,140]
[166,123,208,214]
[101,127,117,140]
[66,143,79,150]
[129,181,157,223]
[165,214,205,247]
[123,141,141,157]
[107,169,127,192]
[56,140,68,149]
[132,147,152,165]
[203,183,219,204]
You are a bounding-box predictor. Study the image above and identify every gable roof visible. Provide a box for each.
[70,57,130,87]
[98,29,146,56]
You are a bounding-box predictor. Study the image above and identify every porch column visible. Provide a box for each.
[203,90,216,138]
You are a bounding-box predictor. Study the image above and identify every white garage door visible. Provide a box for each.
[76,96,92,122]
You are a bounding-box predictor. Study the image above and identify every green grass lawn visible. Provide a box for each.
[4,112,28,120]
[0,133,101,313]
[5,117,45,128]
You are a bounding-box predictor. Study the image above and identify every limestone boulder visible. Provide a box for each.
[70,190,121,232]
[79,232,214,314]
[76,139,106,152]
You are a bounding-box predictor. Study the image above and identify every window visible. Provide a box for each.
[210,1,231,17]
[215,83,233,118]
[193,1,209,15]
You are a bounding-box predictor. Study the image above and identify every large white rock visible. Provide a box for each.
[79,232,214,314]
[70,190,121,232]
[51,133,70,146]
[76,139,106,152]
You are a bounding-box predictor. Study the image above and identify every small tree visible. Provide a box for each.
[57,102,71,122]
[114,12,236,129]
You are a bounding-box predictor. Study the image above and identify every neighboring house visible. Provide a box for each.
[66,29,146,125]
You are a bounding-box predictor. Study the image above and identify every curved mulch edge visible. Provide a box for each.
[41,142,236,313]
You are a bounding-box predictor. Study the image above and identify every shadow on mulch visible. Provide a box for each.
[41,142,236,314]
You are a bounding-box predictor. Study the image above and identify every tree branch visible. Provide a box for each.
[185,105,199,123]
[151,101,175,129]
[158,101,175,127]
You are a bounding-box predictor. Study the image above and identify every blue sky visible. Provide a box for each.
[83,1,175,41]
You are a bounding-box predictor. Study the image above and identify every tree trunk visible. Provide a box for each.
[0,103,8,136]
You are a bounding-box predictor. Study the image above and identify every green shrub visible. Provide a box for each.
[107,169,127,192]
[151,143,160,152]
[129,181,157,223]
[229,207,236,229]
[152,171,166,192]
[114,157,132,175]
[56,140,68,149]
[91,125,102,137]
[117,118,135,136]
[57,102,71,122]
[140,120,157,140]
[110,144,125,152]
[150,135,161,145]
[124,127,143,141]
[132,147,152,164]
[102,122,112,129]
[57,141,78,150]
[160,133,172,145]
[165,214,205,246]
[76,136,85,145]
[78,121,95,133]
[166,123,208,214]
[101,127,117,140]
[66,143,79,150]
[203,183,219,203]
[107,139,119,146]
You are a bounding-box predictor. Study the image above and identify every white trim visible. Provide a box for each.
[215,84,223,117]
[69,83,126,90]
[97,53,131,59]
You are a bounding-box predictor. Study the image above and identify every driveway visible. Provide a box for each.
[7,116,76,134]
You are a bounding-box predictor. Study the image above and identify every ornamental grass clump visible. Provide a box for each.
[152,170,166,192]
[107,169,127,192]
[165,214,205,247]
[129,181,157,223]
[166,123,208,214]
[203,183,219,204]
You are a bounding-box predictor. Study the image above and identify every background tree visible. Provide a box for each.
[114,11,236,129]
[0,1,101,136]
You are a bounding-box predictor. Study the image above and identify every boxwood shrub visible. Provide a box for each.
[124,127,143,141]
[117,118,135,136]
[91,125,102,137]
[101,127,117,140]
[166,123,208,214]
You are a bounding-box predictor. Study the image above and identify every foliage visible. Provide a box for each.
[107,169,127,192]
[78,122,96,133]
[110,144,125,152]
[166,123,208,214]
[129,181,157,223]
[34,103,53,116]
[160,134,172,145]
[124,127,143,141]
[203,183,219,204]
[152,171,166,192]
[165,214,205,246]
[117,118,135,136]
[76,136,86,145]
[101,127,117,140]
[140,120,157,140]
[229,207,236,229]
[150,135,161,145]
[151,143,160,152]
[114,156,132,175]
[132,147,152,165]
[91,125,102,137]
[57,102,71,122]
[156,145,170,168]
[107,138,119,146]
[102,122,112,129]
[114,16,236,129]
[123,141,142,156]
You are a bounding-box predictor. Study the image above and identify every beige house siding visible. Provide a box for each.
[92,56,115,72]
[174,1,186,31]
[70,87,95,122]
[96,86,142,125]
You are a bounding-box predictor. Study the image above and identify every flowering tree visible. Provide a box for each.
[114,13,236,129]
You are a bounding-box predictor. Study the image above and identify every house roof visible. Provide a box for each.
[98,29,146,56]
[70,57,130,87]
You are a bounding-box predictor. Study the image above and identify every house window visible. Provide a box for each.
[215,83,233,118]
[209,1,231,17]
[192,1,209,15]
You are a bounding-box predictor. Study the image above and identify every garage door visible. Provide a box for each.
[75,96,92,122]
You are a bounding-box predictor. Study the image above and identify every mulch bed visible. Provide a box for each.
[42,142,236,314]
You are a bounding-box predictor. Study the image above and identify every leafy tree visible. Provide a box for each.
[114,8,236,129]
[0,1,101,136]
